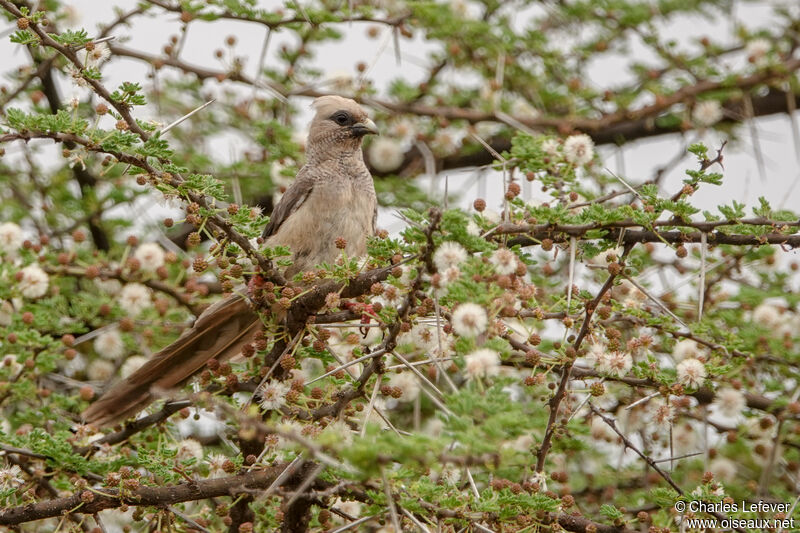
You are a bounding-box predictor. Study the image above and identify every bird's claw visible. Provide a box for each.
[344,301,377,337]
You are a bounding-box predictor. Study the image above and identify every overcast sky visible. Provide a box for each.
[2,1,799,235]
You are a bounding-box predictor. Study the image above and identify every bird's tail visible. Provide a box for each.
[82,293,260,427]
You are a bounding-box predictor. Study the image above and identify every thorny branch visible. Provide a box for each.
[536,245,632,472]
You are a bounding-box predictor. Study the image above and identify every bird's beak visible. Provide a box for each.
[351,118,379,137]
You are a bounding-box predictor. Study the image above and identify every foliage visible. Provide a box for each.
[0,0,800,532]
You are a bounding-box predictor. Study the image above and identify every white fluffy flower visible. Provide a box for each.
[439,465,462,485]
[590,416,616,441]
[134,243,165,272]
[176,438,204,462]
[692,100,723,127]
[389,371,420,402]
[672,339,702,362]
[258,380,290,411]
[709,457,737,483]
[389,119,416,143]
[466,220,481,236]
[585,342,608,367]
[399,323,436,352]
[563,134,594,166]
[651,400,676,431]
[672,423,697,453]
[85,42,111,66]
[18,265,49,298]
[0,300,12,326]
[434,241,467,271]
[464,348,500,379]
[713,388,746,418]
[450,0,477,19]
[87,359,115,381]
[503,434,534,452]
[0,222,23,254]
[677,358,706,389]
[94,278,122,295]
[120,355,149,378]
[331,498,362,519]
[481,209,501,225]
[588,246,622,266]
[270,160,292,187]
[368,137,405,173]
[541,138,560,157]
[206,453,229,478]
[745,38,770,63]
[602,351,633,378]
[329,70,355,93]
[489,248,517,275]
[118,283,152,315]
[753,302,782,329]
[66,63,89,88]
[94,329,125,359]
[451,303,488,337]
[2,354,22,375]
[431,128,459,156]
[587,343,632,378]
[62,353,86,377]
[442,265,461,285]
[0,465,24,490]
[512,99,539,119]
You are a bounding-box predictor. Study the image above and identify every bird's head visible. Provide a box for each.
[306,95,378,160]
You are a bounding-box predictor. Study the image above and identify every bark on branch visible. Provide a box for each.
[0,465,289,526]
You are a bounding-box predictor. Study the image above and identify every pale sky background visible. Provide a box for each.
[2,0,800,258]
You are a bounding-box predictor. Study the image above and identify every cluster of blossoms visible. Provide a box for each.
[0,222,50,299]
[432,241,468,294]
[585,342,632,378]
[464,348,500,379]
[540,134,595,166]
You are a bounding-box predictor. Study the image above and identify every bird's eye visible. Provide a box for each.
[331,111,351,126]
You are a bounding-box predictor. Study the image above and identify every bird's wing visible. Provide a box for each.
[261,166,315,238]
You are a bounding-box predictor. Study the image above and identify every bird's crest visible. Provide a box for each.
[311,95,368,120]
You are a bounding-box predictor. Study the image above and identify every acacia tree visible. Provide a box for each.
[1,0,800,532]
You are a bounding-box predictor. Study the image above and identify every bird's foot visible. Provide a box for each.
[344,301,378,337]
[247,273,270,304]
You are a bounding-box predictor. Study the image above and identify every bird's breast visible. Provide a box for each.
[269,176,375,274]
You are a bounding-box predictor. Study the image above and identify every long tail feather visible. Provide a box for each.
[83,294,259,427]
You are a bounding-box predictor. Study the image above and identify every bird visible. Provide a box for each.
[82,95,379,427]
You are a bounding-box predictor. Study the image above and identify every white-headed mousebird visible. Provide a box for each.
[83,96,378,427]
